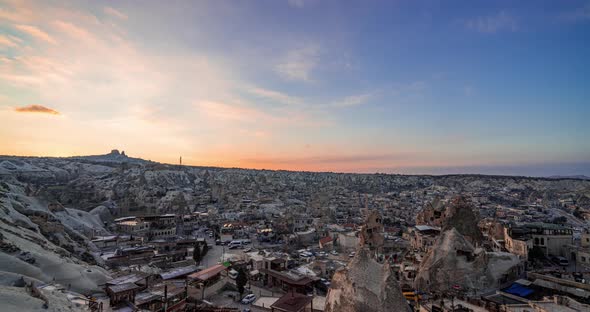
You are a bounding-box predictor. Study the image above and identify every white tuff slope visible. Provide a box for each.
[0,181,109,294]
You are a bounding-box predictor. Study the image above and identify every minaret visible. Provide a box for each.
[180,156,182,166]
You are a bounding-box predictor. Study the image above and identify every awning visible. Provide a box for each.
[503,283,534,298]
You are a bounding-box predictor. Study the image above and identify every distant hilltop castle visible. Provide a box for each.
[69,149,149,164]
[109,149,127,157]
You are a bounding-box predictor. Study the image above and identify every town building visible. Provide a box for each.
[271,292,314,312]
[505,223,573,258]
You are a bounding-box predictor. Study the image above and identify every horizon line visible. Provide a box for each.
[1,151,589,179]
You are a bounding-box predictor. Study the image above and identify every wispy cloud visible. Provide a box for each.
[247,87,301,105]
[560,3,590,22]
[104,7,128,20]
[0,1,242,149]
[14,24,57,44]
[331,93,374,108]
[0,0,337,162]
[195,100,264,122]
[14,104,60,115]
[287,0,312,9]
[53,20,97,43]
[193,99,320,127]
[0,34,21,47]
[275,44,319,82]
[464,11,518,34]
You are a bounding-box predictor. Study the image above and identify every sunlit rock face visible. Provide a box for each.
[325,248,411,312]
[414,228,521,295]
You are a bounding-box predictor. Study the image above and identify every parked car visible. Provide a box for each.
[241,294,256,304]
[348,252,356,258]
[330,250,338,255]
[299,251,313,258]
[551,256,569,266]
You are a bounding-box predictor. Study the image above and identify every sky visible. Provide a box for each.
[0,0,589,176]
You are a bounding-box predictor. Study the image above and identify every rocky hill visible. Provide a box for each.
[1,152,589,218]
[0,151,588,298]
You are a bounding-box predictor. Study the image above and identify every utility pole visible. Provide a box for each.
[163,284,168,311]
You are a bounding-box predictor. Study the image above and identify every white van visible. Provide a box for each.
[228,241,242,249]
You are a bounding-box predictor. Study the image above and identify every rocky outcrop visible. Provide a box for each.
[441,196,484,244]
[417,196,483,245]
[416,196,445,225]
[89,205,115,224]
[414,228,521,295]
[325,248,411,312]
[359,210,384,252]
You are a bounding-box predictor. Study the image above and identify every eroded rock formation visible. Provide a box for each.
[325,248,411,312]
[359,210,384,252]
[417,196,484,245]
[414,228,521,295]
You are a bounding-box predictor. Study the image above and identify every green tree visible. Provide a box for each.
[193,243,202,264]
[236,268,248,298]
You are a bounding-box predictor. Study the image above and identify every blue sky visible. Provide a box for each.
[0,0,589,175]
